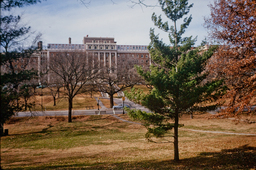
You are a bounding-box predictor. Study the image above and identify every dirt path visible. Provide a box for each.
[112,115,256,136]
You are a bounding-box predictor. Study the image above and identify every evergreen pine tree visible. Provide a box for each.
[0,0,42,129]
[125,0,225,161]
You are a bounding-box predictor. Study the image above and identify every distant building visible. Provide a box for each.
[47,36,151,71]
[1,36,151,84]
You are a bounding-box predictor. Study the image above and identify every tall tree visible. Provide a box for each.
[48,51,98,122]
[205,0,256,117]
[0,0,41,126]
[125,0,225,161]
[0,1,42,169]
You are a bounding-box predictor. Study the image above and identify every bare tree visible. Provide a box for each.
[95,65,142,108]
[19,84,35,111]
[49,51,98,122]
[46,76,63,106]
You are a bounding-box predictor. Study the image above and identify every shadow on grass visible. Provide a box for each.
[3,117,127,144]
[6,145,256,170]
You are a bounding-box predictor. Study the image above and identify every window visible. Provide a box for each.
[94,46,97,49]
[137,55,139,58]
[146,55,148,58]
[141,55,143,58]
[132,54,134,57]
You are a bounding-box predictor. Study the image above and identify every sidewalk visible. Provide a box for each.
[94,97,107,110]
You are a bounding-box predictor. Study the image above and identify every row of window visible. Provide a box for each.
[93,53,116,57]
[88,45,115,50]
[48,44,85,49]
[117,45,147,51]
[121,60,149,63]
[118,54,148,58]
[92,40,112,43]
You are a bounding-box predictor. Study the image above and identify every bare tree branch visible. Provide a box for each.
[78,0,91,8]
[79,0,117,7]
[129,0,158,8]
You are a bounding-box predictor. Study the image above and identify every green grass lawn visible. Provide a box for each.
[1,114,256,170]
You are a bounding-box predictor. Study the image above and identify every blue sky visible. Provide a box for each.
[10,0,214,47]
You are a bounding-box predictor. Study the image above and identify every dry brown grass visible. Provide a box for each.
[124,85,151,94]
[29,93,100,111]
[100,98,117,108]
[1,114,256,169]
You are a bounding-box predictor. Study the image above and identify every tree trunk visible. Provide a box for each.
[0,123,2,170]
[16,98,19,108]
[0,123,3,136]
[174,109,179,161]
[110,94,114,108]
[24,99,27,110]
[53,96,56,106]
[68,97,73,123]
[57,88,60,98]
[190,112,193,119]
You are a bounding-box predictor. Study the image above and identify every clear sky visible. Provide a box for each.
[10,0,214,48]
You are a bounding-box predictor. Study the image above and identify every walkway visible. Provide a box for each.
[94,97,107,110]
[15,96,256,137]
[111,115,256,136]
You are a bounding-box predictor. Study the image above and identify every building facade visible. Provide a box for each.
[46,36,151,72]
[1,36,151,84]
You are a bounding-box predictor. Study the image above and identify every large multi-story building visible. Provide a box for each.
[47,36,151,71]
[1,36,151,84]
